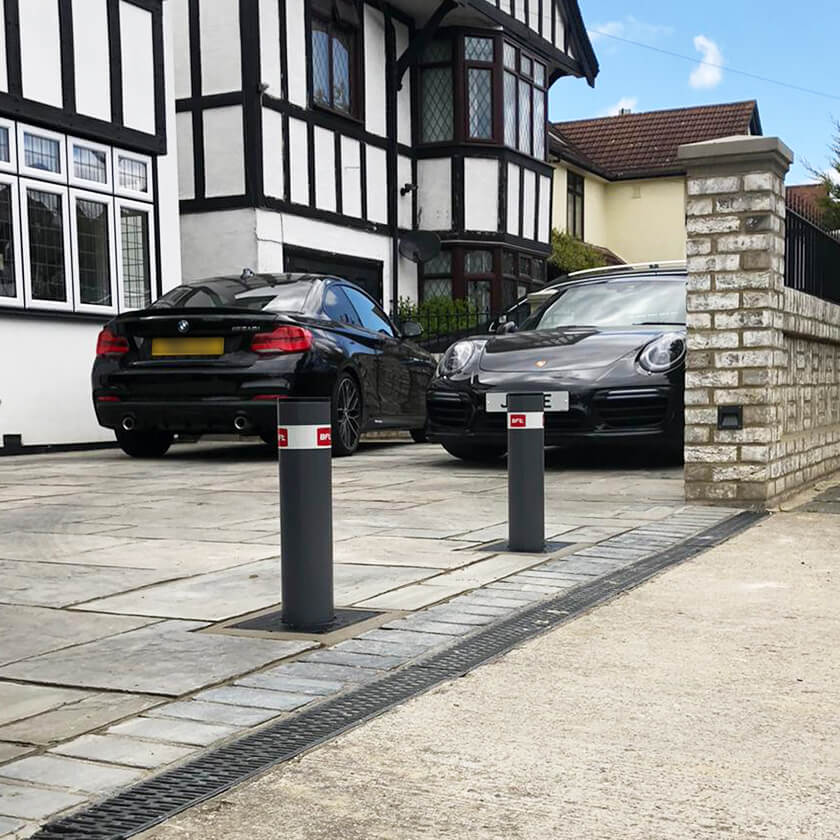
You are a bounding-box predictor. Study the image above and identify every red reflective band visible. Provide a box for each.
[251,326,312,354]
[96,328,129,357]
[277,427,289,448]
[277,425,333,450]
[317,427,331,447]
[96,395,121,402]
[252,394,288,400]
[507,411,544,430]
[510,414,526,428]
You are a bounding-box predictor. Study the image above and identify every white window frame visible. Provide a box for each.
[0,174,23,308]
[113,149,153,201]
[115,196,156,311]
[17,123,68,184]
[20,179,73,312]
[69,137,113,194]
[69,188,118,315]
[0,118,18,174]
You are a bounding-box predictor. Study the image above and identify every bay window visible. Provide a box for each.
[117,200,154,310]
[419,34,547,160]
[71,191,117,313]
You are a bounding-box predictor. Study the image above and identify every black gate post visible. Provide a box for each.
[277,399,335,630]
[507,392,545,553]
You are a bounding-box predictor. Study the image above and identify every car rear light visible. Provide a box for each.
[96,395,121,402]
[252,394,288,400]
[96,328,129,356]
[250,325,312,354]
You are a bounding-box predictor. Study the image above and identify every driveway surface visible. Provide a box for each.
[141,511,840,840]
[0,439,692,834]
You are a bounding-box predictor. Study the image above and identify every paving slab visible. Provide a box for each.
[195,686,313,712]
[0,693,159,747]
[0,622,317,695]
[264,662,383,685]
[300,650,408,670]
[107,717,238,746]
[0,781,85,820]
[235,673,344,696]
[0,560,179,608]
[0,605,156,665]
[0,684,89,728]
[144,701,280,727]
[0,754,144,793]
[0,816,26,837]
[0,533,133,563]
[354,580,477,610]
[0,747,32,765]
[333,536,478,569]
[51,734,194,769]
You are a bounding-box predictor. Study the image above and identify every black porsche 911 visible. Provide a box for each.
[92,272,435,458]
[427,266,687,461]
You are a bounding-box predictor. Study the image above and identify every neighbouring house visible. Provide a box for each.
[173,0,598,317]
[549,100,763,264]
[0,0,181,452]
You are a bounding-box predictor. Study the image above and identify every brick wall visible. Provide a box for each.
[678,136,840,506]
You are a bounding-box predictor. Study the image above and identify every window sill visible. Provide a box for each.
[310,102,364,128]
[0,305,112,323]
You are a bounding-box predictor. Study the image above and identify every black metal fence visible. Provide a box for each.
[785,197,840,305]
[392,308,496,353]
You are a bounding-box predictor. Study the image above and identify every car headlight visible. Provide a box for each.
[638,332,686,373]
[438,341,480,376]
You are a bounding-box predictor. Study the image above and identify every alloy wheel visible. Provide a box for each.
[335,376,362,453]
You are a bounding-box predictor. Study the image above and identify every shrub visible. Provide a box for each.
[549,229,607,275]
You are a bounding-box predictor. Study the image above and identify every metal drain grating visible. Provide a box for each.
[32,510,766,840]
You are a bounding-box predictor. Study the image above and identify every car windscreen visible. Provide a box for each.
[151,278,313,313]
[534,278,686,331]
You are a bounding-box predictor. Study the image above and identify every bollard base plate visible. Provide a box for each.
[478,539,574,555]
[228,607,384,636]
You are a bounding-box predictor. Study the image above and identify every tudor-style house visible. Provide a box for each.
[0,0,181,450]
[173,0,598,314]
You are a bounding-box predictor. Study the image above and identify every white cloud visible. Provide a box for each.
[589,16,673,45]
[602,97,639,117]
[690,35,724,89]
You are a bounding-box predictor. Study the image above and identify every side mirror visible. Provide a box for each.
[499,321,517,335]
[488,320,498,334]
[401,320,423,339]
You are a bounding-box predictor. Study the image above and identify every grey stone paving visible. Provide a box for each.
[0,754,144,794]
[0,440,704,832]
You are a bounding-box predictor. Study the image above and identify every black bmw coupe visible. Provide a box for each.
[92,273,435,458]
[427,266,687,461]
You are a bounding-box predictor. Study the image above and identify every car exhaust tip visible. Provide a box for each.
[121,416,136,432]
[233,415,249,432]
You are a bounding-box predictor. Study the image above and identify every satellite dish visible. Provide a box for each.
[399,232,441,263]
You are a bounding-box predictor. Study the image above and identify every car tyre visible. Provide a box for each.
[115,428,173,458]
[410,427,428,443]
[332,373,363,457]
[441,441,507,462]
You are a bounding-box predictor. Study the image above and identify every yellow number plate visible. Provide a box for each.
[151,337,225,357]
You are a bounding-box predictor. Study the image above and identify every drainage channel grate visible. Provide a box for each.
[33,510,766,840]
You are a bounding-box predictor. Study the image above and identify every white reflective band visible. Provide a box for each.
[277,425,332,450]
[507,412,544,430]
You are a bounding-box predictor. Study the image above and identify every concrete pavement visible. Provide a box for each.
[139,509,840,840]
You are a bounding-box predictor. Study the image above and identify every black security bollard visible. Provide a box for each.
[277,399,334,630]
[507,392,545,553]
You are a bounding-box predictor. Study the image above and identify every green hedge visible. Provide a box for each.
[395,295,484,339]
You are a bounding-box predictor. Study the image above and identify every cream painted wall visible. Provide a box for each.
[551,163,687,264]
[603,177,687,264]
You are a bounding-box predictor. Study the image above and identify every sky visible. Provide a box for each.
[547,0,838,183]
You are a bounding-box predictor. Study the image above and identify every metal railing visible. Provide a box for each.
[392,308,497,352]
[785,197,840,305]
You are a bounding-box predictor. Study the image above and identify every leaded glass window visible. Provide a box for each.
[310,10,358,117]
[27,189,66,302]
[424,251,452,274]
[421,67,453,143]
[503,72,516,147]
[464,37,493,63]
[503,251,515,276]
[468,279,491,312]
[0,185,15,298]
[534,62,545,87]
[518,79,531,153]
[76,199,111,306]
[422,39,451,63]
[74,146,107,184]
[464,249,492,274]
[467,68,492,140]
[533,89,545,160]
[422,250,452,301]
[0,128,9,163]
[24,134,61,174]
[503,42,516,70]
[119,157,149,193]
[422,277,452,300]
[120,207,151,309]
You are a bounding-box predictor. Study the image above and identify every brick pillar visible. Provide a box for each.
[676,136,793,505]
